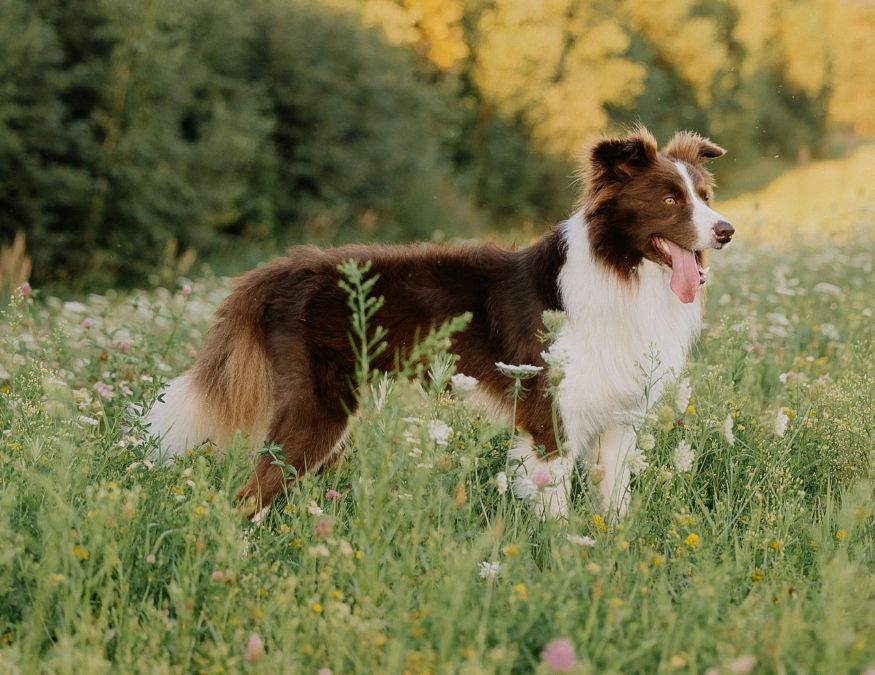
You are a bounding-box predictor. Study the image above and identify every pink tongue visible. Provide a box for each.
[665,240,699,304]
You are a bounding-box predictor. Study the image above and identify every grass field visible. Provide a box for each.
[2,149,874,674]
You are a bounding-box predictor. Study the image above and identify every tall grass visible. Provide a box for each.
[1,155,873,673]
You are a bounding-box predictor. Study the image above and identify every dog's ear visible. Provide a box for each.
[590,126,658,178]
[664,131,726,164]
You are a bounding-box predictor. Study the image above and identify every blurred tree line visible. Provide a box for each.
[1,0,872,287]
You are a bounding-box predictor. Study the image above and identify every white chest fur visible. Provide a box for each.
[554,212,702,459]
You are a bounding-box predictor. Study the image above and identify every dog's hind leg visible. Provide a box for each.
[237,390,351,513]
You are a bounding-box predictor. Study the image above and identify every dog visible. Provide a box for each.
[147,126,734,520]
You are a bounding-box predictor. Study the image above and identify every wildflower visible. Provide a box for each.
[567,534,596,547]
[244,633,265,662]
[502,543,519,557]
[514,582,528,601]
[657,405,676,430]
[836,529,847,542]
[773,409,789,437]
[541,638,577,673]
[542,309,567,333]
[684,533,700,549]
[93,381,115,400]
[813,282,841,296]
[589,464,605,485]
[318,669,333,675]
[308,545,330,557]
[673,441,695,473]
[531,468,551,488]
[326,489,342,502]
[723,414,735,446]
[427,420,452,446]
[82,317,94,329]
[820,323,840,341]
[307,501,324,516]
[625,447,649,475]
[478,560,501,580]
[77,415,99,427]
[314,518,332,540]
[144,554,156,564]
[450,373,479,393]
[494,471,508,494]
[211,570,225,582]
[311,603,323,614]
[495,362,543,379]
[727,655,757,675]
[590,514,608,533]
[585,562,600,575]
[675,378,692,414]
[73,545,90,561]
[181,284,192,297]
[20,281,32,297]
[750,569,763,582]
[638,433,656,451]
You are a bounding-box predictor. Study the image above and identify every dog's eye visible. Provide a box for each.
[663,197,676,205]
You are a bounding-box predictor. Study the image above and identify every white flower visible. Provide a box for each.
[478,560,501,580]
[77,415,99,427]
[307,501,324,516]
[494,471,508,494]
[567,534,596,547]
[820,323,840,341]
[427,420,452,446]
[638,433,656,451]
[813,282,841,296]
[723,414,735,446]
[495,362,543,379]
[673,440,695,473]
[62,301,87,315]
[675,378,692,414]
[540,344,570,369]
[625,447,649,475]
[450,373,479,393]
[774,409,789,437]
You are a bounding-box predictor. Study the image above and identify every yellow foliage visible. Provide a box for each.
[475,0,644,155]
[827,3,875,133]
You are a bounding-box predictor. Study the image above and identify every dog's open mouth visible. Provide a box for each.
[651,236,707,304]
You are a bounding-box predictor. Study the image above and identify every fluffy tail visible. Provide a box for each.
[147,272,275,460]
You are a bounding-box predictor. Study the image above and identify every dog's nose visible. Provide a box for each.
[713,220,735,244]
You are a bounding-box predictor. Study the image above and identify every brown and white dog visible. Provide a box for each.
[147,126,734,520]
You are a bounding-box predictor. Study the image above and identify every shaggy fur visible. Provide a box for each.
[147,126,734,519]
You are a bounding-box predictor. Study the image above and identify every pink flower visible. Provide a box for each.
[244,633,265,662]
[314,518,333,540]
[50,361,60,370]
[93,382,115,400]
[531,469,552,489]
[188,350,198,359]
[326,489,342,501]
[181,284,192,296]
[318,670,333,675]
[542,638,577,673]
[19,281,32,297]
[211,570,225,582]
[82,318,94,329]
[118,340,131,352]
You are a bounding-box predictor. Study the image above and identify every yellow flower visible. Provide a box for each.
[590,514,608,533]
[751,569,764,582]
[686,404,696,415]
[355,550,364,560]
[311,603,323,614]
[194,505,208,517]
[651,554,665,568]
[72,545,89,561]
[503,543,520,557]
[513,583,528,601]
[684,533,700,549]
[585,562,601,575]
[769,539,783,551]
[836,529,847,541]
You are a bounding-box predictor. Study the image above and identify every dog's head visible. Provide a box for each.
[583,125,734,303]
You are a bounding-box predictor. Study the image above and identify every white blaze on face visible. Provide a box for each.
[674,161,728,249]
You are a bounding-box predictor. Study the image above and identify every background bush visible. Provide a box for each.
[1,0,873,288]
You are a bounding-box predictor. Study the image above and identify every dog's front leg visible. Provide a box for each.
[587,423,635,522]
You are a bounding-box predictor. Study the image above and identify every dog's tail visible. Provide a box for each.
[147,269,277,460]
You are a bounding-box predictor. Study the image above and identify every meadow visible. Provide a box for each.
[1,148,874,674]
